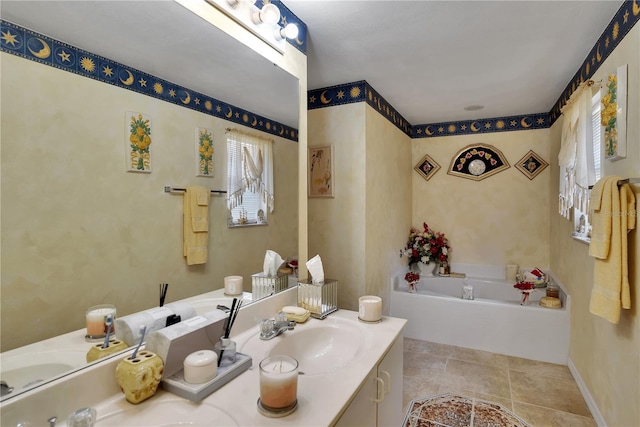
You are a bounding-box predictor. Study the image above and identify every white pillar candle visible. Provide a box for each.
[224,275,243,296]
[86,304,116,338]
[259,355,298,410]
[359,296,382,322]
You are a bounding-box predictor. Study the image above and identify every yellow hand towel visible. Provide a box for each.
[588,176,620,259]
[183,186,209,265]
[588,179,636,324]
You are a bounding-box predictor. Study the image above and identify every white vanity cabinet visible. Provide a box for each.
[336,335,404,427]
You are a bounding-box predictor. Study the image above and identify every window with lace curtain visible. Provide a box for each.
[225,129,275,227]
[571,89,603,243]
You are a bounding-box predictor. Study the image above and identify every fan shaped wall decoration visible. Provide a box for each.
[515,150,548,180]
[447,144,509,181]
[413,153,441,182]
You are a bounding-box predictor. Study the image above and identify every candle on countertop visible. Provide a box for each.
[359,296,382,322]
[86,304,116,339]
[259,355,298,410]
[224,275,243,296]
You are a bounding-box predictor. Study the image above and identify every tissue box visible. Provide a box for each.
[251,272,288,300]
[297,278,338,319]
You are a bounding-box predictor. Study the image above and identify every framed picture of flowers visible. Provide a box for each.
[126,111,152,173]
[308,145,334,198]
[195,127,214,177]
[601,64,627,161]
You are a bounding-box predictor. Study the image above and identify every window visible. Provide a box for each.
[572,91,603,242]
[226,129,274,226]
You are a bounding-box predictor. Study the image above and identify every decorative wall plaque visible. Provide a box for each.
[515,150,548,180]
[413,154,441,182]
[447,144,509,181]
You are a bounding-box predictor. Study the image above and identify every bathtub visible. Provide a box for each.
[389,264,570,364]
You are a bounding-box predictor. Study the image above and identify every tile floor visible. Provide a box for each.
[403,338,597,427]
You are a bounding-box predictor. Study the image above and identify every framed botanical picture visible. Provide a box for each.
[126,111,152,173]
[602,64,627,161]
[195,127,214,177]
[308,145,334,198]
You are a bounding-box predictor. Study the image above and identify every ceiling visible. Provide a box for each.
[285,0,623,125]
[1,1,624,128]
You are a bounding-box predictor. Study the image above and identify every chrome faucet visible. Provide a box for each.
[0,380,13,397]
[259,312,295,340]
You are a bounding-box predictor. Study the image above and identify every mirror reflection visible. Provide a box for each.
[0,0,299,400]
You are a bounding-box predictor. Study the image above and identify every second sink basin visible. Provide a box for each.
[238,317,373,375]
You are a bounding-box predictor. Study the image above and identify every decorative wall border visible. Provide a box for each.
[0,19,299,142]
[307,1,639,138]
[308,81,412,137]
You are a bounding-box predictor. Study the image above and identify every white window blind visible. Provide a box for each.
[591,92,602,182]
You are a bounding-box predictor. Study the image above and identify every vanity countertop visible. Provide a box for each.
[95,309,406,426]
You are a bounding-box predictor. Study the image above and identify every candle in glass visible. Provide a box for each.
[259,355,298,410]
[85,304,116,340]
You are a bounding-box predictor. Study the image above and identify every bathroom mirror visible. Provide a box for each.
[0,0,302,400]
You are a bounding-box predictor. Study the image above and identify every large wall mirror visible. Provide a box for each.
[1,0,303,401]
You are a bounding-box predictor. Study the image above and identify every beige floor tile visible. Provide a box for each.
[442,359,511,399]
[512,401,597,427]
[404,350,448,375]
[403,374,441,412]
[448,346,510,369]
[404,338,456,358]
[508,356,573,380]
[510,370,591,417]
[435,383,513,411]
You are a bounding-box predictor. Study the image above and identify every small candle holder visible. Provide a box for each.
[257,355,298,418]
[358,295,382,323]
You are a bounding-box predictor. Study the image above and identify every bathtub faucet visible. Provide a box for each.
[461,279,474,300]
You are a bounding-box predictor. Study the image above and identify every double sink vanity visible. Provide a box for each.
[1,288,406,426]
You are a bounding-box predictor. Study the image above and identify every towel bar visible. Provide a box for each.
[164,186,227,195]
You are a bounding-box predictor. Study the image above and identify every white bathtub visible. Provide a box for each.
[390,264,570,364]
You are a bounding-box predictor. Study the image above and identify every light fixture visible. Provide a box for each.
[252,3,280,25]
[275,23,299,41]
[464,105,484,111]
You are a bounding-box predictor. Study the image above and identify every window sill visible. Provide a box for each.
[571,233,590,245]
[228,221,268,228]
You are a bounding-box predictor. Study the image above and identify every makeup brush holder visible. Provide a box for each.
[115,350,164,404]
[213,338,236,368]
[297,278,338,319]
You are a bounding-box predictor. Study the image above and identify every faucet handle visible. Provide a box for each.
[48,416,57,427]
[274,312,287,323]
[260,319,274,337]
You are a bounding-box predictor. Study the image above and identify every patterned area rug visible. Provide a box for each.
[403,393,531,427]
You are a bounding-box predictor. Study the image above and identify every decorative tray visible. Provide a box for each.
[161,352,252,402]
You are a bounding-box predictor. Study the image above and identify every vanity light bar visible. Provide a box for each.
[164,186,227,195]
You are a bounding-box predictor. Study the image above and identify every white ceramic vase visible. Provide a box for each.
[417,261,436,276]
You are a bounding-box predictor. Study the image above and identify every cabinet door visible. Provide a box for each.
[377,336,403,427]
[335,367,378,426]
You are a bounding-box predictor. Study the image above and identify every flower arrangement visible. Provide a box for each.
[401,223,450,266]
[514,281,536,305]
[404,271,420,293]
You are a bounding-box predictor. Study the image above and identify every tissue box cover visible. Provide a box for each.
[297,278,338,318]
[251,272,288,300]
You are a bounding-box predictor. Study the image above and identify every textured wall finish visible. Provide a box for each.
[411,130,551,268]
[549,22,639,427]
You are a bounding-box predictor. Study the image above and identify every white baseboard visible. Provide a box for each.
[568,358,607,427]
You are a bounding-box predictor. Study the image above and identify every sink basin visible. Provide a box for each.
[1,349,87,399]
[96,398,239,426]
[238,317,373,375]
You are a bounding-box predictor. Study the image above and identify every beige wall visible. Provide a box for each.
[308,103,412,312]
[1,53,298,351]
[411,131,551,269]
[549,24,639,427]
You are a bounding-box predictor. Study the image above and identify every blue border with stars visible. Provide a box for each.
[0,19,300,142]
[308,1,639,139]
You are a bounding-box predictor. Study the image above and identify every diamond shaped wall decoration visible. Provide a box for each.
[515,150,548,180]
[414,154,440,182]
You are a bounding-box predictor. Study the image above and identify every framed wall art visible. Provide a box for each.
[308,145,334,198]
[601,64,627,161]
[126,111,152,173]
[196,127,214,177]
[447,143,509,181]
[515,150,548,180]
[414,153,441,182]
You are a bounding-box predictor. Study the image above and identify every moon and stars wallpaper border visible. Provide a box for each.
[0,19,300,142]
